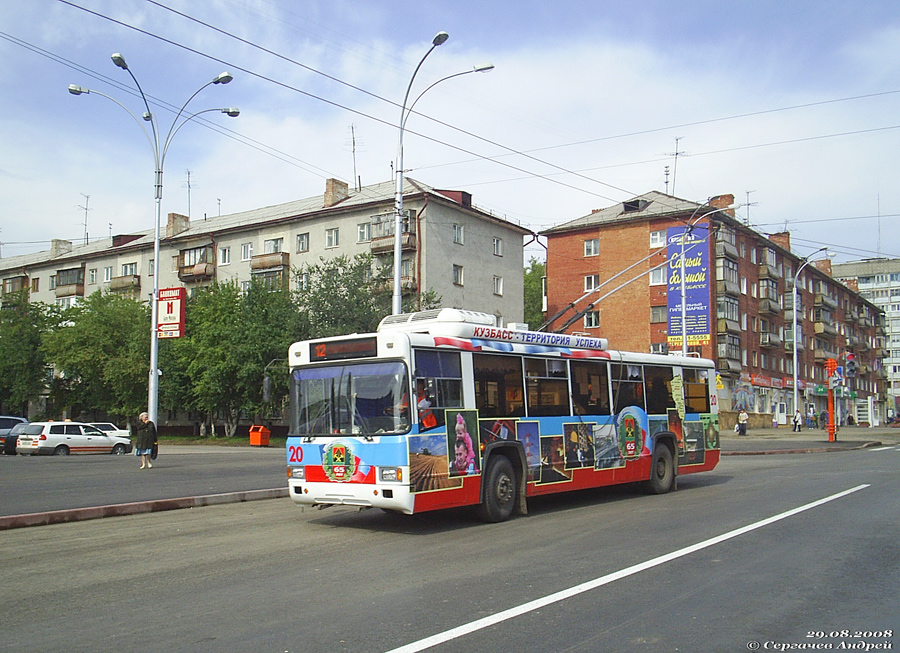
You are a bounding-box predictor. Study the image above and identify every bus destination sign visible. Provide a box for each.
[310,337,378,361]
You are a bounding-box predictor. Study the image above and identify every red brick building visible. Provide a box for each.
[542,191,888,426]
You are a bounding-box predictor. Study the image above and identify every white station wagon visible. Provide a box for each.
[16,421,133,456]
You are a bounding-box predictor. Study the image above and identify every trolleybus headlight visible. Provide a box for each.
[379,467,403,482]
[290,466,305,480]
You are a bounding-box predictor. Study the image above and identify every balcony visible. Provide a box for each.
[370,231,417,255]
[814,348,838,362]
[717,358,742,374]
[783,332,804,352]
[846,309,859,323]
[758,298,780,315]
[876,368,888,380]
[715,240,739,260]
[178,262,216,283]
[759,332,782,348]
[109,275,141,291]
[250,251,290,271]
[717,317,740,334]
[814,293,838,310]
[759,262,780,279]
[814,321,838,337]
[55,283,84,298]
[716,278,740,296]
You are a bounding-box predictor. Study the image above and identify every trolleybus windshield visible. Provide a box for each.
[291,361,410,437]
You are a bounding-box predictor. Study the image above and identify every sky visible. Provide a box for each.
[2,0,899,265]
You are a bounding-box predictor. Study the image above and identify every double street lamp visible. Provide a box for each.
[791,246,829,416]
[70,53,239,425]
[392,32,493,315]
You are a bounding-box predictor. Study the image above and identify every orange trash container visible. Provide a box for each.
[249,425,271,447]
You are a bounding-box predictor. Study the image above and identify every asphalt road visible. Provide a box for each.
[1,445,898,652]
[0,445,287,517]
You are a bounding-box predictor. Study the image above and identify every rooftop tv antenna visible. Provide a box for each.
[744,190,757,226]
[78,193,91,244]
[182,170,197,218]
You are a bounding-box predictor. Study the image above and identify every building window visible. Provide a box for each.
[219,247,231,265]
[717,257,739,285]
[122,262,137,276]
[297,233,309,253]
[493,237,503,256]
[452,264,464,286]
[358,223,371,243]
[718,295,740,323]
[493,276,503,296]
[650,305,667,323]
[584,238,599,257]
[89,269,97,284]
[241,243,253,261]
[264,238,283,254]
[325,228,339,248]
[103,267,112,283]
[650,342,669,354]
[584,311,600,328]
[649,266,666,285]
[240,280,252,294]
[649,230,666,248]
[149,259,155,277]
[453,224,465,245]
[584,274,600,292]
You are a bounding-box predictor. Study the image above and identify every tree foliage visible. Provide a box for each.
[41,291,149,421]
[523,256,546,330]
[0,291,58,416]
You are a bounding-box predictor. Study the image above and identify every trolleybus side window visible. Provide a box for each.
[683,367,711,413]
[644,365,676,414]
[413,349,463,428]
[610,363,645,413]
[524,357,570,417]
[473,353,526,418]
[570,360,611,416]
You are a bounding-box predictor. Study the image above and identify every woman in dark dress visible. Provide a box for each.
[135,412,157,469]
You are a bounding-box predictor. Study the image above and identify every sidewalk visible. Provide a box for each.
[720,423,900,455]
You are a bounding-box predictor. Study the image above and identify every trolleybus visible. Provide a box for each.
[286,309,719,522]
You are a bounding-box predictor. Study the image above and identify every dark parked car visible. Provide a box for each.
[0,416,28,455]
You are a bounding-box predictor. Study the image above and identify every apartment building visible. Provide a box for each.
[542,190,887,426]
[833,258,900,419]
[0,177,530,324]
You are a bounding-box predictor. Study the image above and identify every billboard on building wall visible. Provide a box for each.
[157,287,186,338]
[666,226,710,347]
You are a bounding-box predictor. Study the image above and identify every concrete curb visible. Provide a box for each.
[722,441,883,456]
[0,487,289,531]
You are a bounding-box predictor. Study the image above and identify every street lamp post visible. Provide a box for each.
[791,247,829,417]
[677,204,735,356]
[392,32,493,315]
[70,54,238,425]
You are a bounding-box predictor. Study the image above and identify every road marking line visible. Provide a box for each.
[386,484,870,653]
[870,446,895,451]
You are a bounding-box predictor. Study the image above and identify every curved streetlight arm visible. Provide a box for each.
[68,85,159,168]
[111,54,159,153]
[160,107,240,175]
[792,246,829,415]
[401,65,495,134]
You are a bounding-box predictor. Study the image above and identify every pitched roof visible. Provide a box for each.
[541,191,702,234]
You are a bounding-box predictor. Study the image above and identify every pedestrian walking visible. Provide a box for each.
[791,409,802,432]
[135,411,156,469]
[820,410,828,430]
[738,408,749,436]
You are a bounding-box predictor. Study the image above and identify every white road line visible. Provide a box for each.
[870,446,897,451]
[386,484,871,653]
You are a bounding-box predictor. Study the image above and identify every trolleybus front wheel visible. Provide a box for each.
[644,443,675,495]
[476,455,516,523]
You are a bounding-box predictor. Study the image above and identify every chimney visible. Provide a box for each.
[324,178,350,207]
[708,194,735,217]
[51,239,73,257]
[166,213,190,238]
[812,258,833,277]
[768,232,791,252]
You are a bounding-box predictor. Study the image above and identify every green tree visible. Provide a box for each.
[168,280,303,437]
[41,291,149,421]
[0,291,57,416]
[523,256,546,329]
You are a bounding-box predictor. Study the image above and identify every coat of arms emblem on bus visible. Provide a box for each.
[617,407,647,460]
[323,440,357,482]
